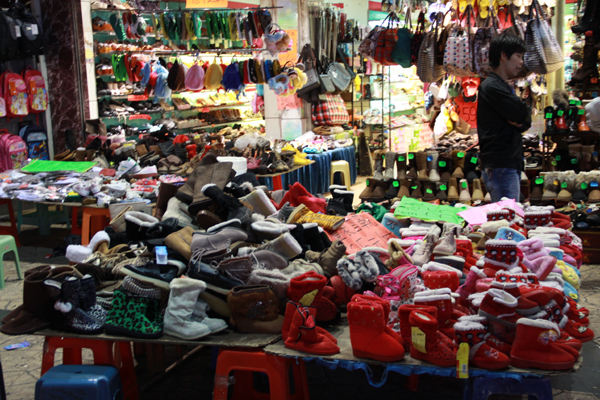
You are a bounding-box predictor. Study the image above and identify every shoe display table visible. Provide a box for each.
[256,160,316,191]
[259,146,357,194]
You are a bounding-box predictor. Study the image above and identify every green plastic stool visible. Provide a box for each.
[0,235,22,289]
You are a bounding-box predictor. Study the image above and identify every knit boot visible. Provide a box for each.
[570,30,600,85]
[285,304,340,355]
[79,275,107,324]
[372,150,385,180]
[396,152,407,180]
[510,319,575,370]
[383,151,396,180]
[447,177,459,202]
[347,300,405,362]
[410,180,423,199]
[408,310,455,367]
[281,301,337,343]
[432,223,459,256]
[458,179,471,204]
[227,284,284,333]
[542,172,560,200]
[416,151,429,181]
[557,172,576,202]
[287,271,338,322]
[436,182,447,201]
[165,278,221,339]
[438,153,452,181]
[480,239,520,276]
[406,152,418,180]
[456,266,487,300]
[472,179,484,202]
[454,320,510,369]
[427,151,440,182]
[412,225,441,266]
[477,288,519,327]
[422,181,436,201]
[57,277,104,334]
[305,240,347,278]
[397,179,411,199]
[413,289,453,327]
[451,150,465,179]
[523,209,552,230]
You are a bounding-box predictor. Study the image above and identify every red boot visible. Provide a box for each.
[454,320,510,369]
[284,305,340,355]
[510,318,575,370]
[478,288,519,327]
[347,300,405,362]
[350,294,404,347]
[287,271,338,322]
[278,182,313,208]
[281,301,337,344]
[408,310,456,367]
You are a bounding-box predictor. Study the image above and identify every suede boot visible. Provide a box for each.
[422,181,436,201]
[227,284,284,333]
[396,152,407,180]
[412,225,441,266]
[454,320,510,369]
[408,310,455,367]
[432,223,459,256]
[305,240,347,278]
[282,301,338,344]
[383,151,396,180]
[557,172,576,202]
[385,180,400,199]
[187,162,234,216]
[463,150,479,181]
[436,182,447,201]
[458,178,471,204]
[438,153,452,181]
[416,151,429,181]
[451,150,465,179]
[165,226,194,261]
[174,153,218,204]
[286,271,338,322]
[372,150,385,180]
[447,177,459,202]
[243,189,278,217]
[347,299,404,362]
[155,182,181,220]
[359,179,377,201]
[472,178,484,202]
[284,303,340,355]
[410,180,423,199]
[406,152,418,180]
[397,179,411,199]
[427,151,440,182]
[253,232,303,260]
[572,173,588,202]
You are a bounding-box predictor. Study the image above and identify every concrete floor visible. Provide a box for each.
[0,191,599,399]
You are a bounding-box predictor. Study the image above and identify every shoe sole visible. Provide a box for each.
[510,356,574,370]
[165,324,228,341]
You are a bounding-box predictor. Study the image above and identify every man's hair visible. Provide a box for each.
[489,33,527,68]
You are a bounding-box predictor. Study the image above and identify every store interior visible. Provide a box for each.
[0,0,600,398]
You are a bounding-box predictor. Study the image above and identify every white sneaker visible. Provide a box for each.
[105,181,130,197]
[116,158,141,178]
[73,181,91,197]
[133,165,157,178]
[90,177,104,194]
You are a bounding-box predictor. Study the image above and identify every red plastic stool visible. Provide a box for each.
[0,199,20,246]
[213,348,309,400]
[81,207,111,246]
[41,336,139,400]
[70,206,82,235]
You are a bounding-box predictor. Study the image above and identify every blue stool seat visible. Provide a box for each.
[466,376,552,400]
[35,365,122,400]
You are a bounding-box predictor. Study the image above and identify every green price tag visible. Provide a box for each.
[382,154,385,160]
[393,181,399,187]
[556,155,561,161]
[557,110,564,116]
[457,152,465,158]
[426,189,433,194]
[440,184,447,191]
[470,157,478,164]
[535,178,544,184]
[461,181,467,188]
[582,182,589,189]
[570,99,577,105]
[561,182,568,188]
[577,100,582,106]
[366,179,370,186]
[398,155,405,162]
[439,161,447,167]
[571,158,578,164]
[551,160,557,166]
[411,185,417,190]
[545,112,553,119]
[408,153,415,160]
[579,109,585,115]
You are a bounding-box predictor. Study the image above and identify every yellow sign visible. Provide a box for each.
[456,343,469,379]
[411,327,427,354]
[186,0,228,8]
[278,29,298,65]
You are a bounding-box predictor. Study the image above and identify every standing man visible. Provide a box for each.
[477,33,532,202]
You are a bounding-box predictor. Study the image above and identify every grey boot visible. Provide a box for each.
[432,223,460,256]
[372,150,385,180]
[412,225,441,266]
[383,151,396,180]
[427,151,440,182]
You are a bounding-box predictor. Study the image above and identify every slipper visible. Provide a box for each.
[462,77,480,102]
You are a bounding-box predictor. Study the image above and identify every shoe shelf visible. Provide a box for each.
[172,117,264,132]
[93,31,157,38]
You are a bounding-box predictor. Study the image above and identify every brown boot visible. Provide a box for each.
[371,180,389,202]
[396,152,407,180]
[451,150,465,179]
[398,179,411,199]
[54,149,71,161]
[410,180,423,199]
[447,177,459,201]
[406,152,418,180]
[416,151,429,181]
[227,285,284,333]
[75,148,87,161]
[422,181,436,201]
[165,226,195,261]
[175,153,218,204]
[438,152,453,181]
[305,240,347,278]
[359,179,378,201]
[155,182,180,220]
[472,179,485,202]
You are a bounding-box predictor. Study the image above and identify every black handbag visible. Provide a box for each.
[318,59,336,94]
[296,44,321,102]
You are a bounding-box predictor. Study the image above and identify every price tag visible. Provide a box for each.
[129,114,152,120]
[408,153,415,160]
[457,343,469,379]
[411,327,427,353]
[461,181,467,188]
[556,155,561,161]
[439,161,447,167]
[14,25,21,38]
[470,157,478,164]
[382,154,385,160]
[579,109,585,115]
[440,184,447,191]
[545,112,553,119]
[127,94,149,101]
[427,155,433,162]
[561,182,568,188]
[398,155,406,162]
[535,178,544,184]
[570,99,577,105]
[551,160,557,166]
[582,182,588,189]
[393,181,399,187]
[457,152,465,158]
[426,189,433,194]
[591,181,599,188]
[557,110,564,117]
[571,158,578,164]
[299,289,318,306]
[411,185,417,190]
[366,179,370,186]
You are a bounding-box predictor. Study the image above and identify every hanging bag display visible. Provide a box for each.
[417,12,444,83]
[373,13,399,65]
[473,6,500,78]
[318,59,336,94]
[502,4,526,39]
[523,0,563,75]
[392,7,414,68]
[311,94,349,126]
[296,44,321,103]
[358,13,394,61]
[410,11,426,65]
[443,5,476,77]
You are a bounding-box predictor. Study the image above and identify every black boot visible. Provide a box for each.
[570,30,600,84]
[572,0,599,34]
[202,183,251,224]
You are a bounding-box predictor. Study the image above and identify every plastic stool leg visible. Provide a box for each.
[0,251,5,290]
[3,200,19,246]
[115,341,140,400]
[10,242,22,280]
[81,212,92,246]
[63,348,83,365]
[291,359,309,400]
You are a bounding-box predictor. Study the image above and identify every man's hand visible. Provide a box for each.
[508,120,523,128]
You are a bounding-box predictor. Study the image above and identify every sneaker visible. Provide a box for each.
[133,165,158,179]
[121,260,186,290]
[105,181,130,197]
[116,158,141,178]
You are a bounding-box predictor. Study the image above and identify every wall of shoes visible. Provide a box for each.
[87,1,286,139]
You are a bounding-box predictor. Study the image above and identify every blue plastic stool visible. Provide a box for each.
[0,235,22,289]
[35,364,122,400]
[465,376,552,400]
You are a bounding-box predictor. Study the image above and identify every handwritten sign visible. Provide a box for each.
[326,212,398,255]
[186,0,228,8]
[454,95,478,129]
[127,94,149,101]
[278,29,298,66]
[129,114,152,121]
[393,197,466,224]
[277,93,302,110]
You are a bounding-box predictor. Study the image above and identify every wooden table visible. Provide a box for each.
[255,161,315,191]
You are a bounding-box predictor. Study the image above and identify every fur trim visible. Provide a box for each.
[201,183,218,194]
[486,239,517,247]
[414,287,452,297]
[495,270,527,278]
[337,258,362,290]
[247,269,290,299]
[167,259,187,275]
[454,320,485,331]
[66,245,93,264]
[250,189,277,216]
[170,277,206,290]
[207,219,242,233]
[240,181,254,191]
[422,261,463,277]
[355,251,380,283]
[251,213,265,223]
[329,184,347,191]
[414,294,452,303]
[458,315,488,324]
[333,189,354,195]
[281,232,303,255]
[488,288,518,307]
[490,280,518,290]
[252,220,289,236]
[517,317,560,331]
[124,211,159,227]
[476,258,485,267]
[88,231,110,251]
[481,220,510,234]
[301,222,318,229]
[470,266,487,278]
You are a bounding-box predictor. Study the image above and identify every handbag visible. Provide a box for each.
[524,0,563,74]
[392,8,414,68]
[317,59,336,94]
[416,13,444,83]
[502,4,526,40]
[443,5,476,77]
[373,14,399,65]
[473,6,500,78]
[411,11,426,65]
[311,94,350,126]
[358,13,394,60]
[296,44,321,103]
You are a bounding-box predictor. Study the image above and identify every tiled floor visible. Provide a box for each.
[0,197,599,399]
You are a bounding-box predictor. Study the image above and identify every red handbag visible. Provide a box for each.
[373,15,399,66]
[311,94,349,126]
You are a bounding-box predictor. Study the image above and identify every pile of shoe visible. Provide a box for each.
[532,170,600,204]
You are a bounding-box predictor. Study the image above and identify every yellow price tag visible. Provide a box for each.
[411,327,427,354]
[299,289,318,306]
[457,343,469,379]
